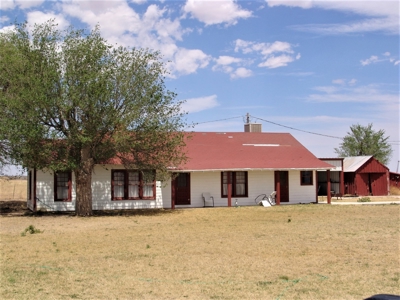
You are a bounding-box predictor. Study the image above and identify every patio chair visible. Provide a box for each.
[202,193,214,207]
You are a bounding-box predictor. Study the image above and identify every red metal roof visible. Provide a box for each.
[175,132,333,171]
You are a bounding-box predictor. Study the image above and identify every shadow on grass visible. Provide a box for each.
[0,200,182,217]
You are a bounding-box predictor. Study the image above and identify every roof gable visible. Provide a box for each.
[343,156,373,172]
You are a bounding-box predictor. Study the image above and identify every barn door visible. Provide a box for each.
[275,171,289,202]
[175,173,191,205]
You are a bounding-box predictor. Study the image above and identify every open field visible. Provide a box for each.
[0,178,27,200]
[1,205,399,300]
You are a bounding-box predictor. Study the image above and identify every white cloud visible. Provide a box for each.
[332,79,345,85]
[130,0,147,4]
[26,11,70,31]
[235,39,293,56]
[231,67,253,79]
[308,84,398,104]
[0,0,44,10]
[360,53,399,66]
[215,55,243,66]
[60,2,209,78]
[183,0,252,26]
[348,78,357,85]
[332,78,357,85]
[313,86,339,94]
[267,0,399,34]
[234,39,299,69]
[258,54,295,68]
[360,55,379,66]
[0,25,15,33]
[0,15,10,23]
[181,95,219,113]
[395,60,400,66]
[169,48,211,77]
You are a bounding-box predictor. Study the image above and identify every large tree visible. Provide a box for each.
[0,21,188,215]
[335,123,392,166]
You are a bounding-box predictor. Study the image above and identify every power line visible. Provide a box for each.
[192,116,243,125]
[250,115,343,140]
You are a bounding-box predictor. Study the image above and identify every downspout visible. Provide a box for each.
[340,160,344,196]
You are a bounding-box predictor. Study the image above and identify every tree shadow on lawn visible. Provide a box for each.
[0,200,181,217]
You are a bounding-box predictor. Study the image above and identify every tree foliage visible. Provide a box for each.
[334,123,392,166]
[0,20,188,215]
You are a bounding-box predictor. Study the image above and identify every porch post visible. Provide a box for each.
[340,168,344,196]
[276,171,281,205]
[327,169,331,204]
[227,171,232,207]
[171,176,176,210]
[315,171,319,203]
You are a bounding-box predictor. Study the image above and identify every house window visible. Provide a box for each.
[111,170,156,200]
[221,171,248,197]
[300,171,313,185]
[54,171,72,201]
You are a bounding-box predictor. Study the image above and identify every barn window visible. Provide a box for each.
[300,171,313,185]
[54,171,72,201]
[221,171,248,197]
[111,170,156,200]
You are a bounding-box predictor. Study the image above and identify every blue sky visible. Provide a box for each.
[1,0,399,173]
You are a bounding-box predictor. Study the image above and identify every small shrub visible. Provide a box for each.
[279,275,289,281]
[358,197,371,202]
[21,225,42,236]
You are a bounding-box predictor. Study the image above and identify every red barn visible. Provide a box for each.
[343,156,389,196]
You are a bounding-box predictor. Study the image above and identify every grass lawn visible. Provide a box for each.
[1,204,399,299]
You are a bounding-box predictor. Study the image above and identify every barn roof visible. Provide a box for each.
[343,156,373,172]
[175,132,334,171]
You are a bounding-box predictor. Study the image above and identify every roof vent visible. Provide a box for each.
[244,123,262,132]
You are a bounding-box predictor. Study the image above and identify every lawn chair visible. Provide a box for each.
[202,193,214,207]
[255,191,276,207]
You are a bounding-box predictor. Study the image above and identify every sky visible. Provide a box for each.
[1,0,399,173]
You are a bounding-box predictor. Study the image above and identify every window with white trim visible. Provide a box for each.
[221,171,248,197]
[54,171,72,201]
[112,170,155,200]
[300,171,313,185]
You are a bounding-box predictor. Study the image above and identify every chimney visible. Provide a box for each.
[244,123,262,132]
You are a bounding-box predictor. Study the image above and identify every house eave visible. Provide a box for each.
[170,167,335,172]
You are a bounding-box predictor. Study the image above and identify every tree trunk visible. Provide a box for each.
[75,147,94,216]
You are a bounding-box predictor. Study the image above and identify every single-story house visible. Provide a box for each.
[27,124,335,212]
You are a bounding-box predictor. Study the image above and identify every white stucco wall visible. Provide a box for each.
[91,165,164,210]
[286,170,317,204]
[167,170,316,208]
[35,169,76,211]
[31,167,317,212]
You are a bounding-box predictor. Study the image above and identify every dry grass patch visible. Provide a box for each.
[390,186,400,196]
[1,205,399,299]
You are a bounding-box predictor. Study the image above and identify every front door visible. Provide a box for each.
[275,171,289,202]
[175,173,191,205]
